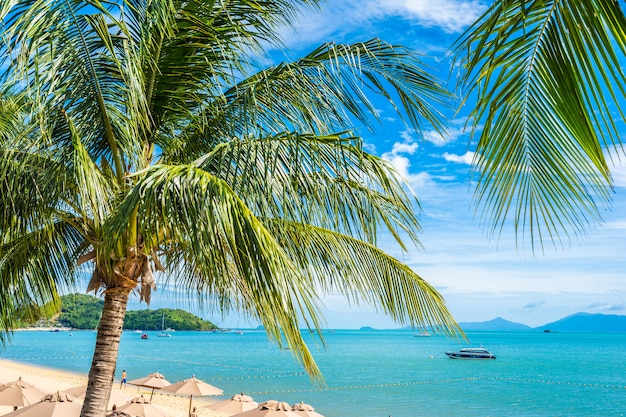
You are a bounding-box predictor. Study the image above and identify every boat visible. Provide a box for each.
[157,313,171,337]
[413,331,431,337]
[445,347,496,359]
[140,333,149,339]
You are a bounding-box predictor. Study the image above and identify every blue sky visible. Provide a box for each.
[132,0,626,329]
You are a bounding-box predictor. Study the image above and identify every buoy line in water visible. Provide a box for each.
[12,355,626,393]
[245,376,626,396]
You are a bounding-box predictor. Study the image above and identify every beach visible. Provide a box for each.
[0,359,228,417]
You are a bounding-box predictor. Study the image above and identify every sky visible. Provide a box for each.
[131,0,626,329]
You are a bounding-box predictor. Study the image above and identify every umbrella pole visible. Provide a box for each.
[150,387,154,401]
[188,395,193,417]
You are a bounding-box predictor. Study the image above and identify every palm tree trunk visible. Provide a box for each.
[80,287,131,417]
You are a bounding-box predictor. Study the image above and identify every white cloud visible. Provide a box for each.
[443,151,474,164]
[382,151,434,191]
[381,130,437,189]
[422,125,469,146]
[376,0,488,33]
[611,157,626,188]
[422,130,447,146]
[604,220,626,230]
[399,129,416,143]
[391,140,418,155]
[278,0,488,50]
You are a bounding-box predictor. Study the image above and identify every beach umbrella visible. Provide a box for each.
[127,372,171,400]
[117,395,169,417]
[205,393,258,414]
[160,375,222,417]
[61,385,132,410]
[106,412,132,417]
[290,402,326,417]
[230,400,300,417]
[0,391,81,417]
[0,377,49,408]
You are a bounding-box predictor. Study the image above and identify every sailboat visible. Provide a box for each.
[157,313,171,337]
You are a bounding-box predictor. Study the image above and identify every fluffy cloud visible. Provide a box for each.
[381,133,435,189]
[278,0,488,49]
[611,158,626,188]
[422,125,470,146]
[443,151,475,164]
[375,0,488,33]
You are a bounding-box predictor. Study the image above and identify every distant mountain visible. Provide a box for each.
[537,312,626,332]
[458,317,533,332]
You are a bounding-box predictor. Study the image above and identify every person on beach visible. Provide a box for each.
[120,370,127,388]
[190,406,198,417]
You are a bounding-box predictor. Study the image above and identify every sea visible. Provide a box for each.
[1,329,625,417]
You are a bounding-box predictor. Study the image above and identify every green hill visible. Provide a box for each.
[58,294,218,331]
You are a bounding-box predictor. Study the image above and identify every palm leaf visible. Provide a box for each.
[166,39,450,160]
[121,0,320,127]
[0,221,87,345]
[196,131,422,249]
[103,163,325,377]
[265,218,462,336]
[454,0,626,250]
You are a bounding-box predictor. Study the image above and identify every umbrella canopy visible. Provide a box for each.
[61,385,131,410]
[160,376,222,416]
[205,393,258,414]
[230,400,300,417]
[117,395,169,417]
[106,412,132,417]
[1,391,81,417]
[0,377,49,408]
[127,372,171,400]
[290,402,326,417]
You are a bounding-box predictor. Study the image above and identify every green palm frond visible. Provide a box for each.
[103,163,324,376]
[122,0,320,127]
[196,131,421,248]
[0,149,72,238]
[265,219,462,337]
[0,221,87,345]
[65,112,117,226]
[1,0,140,181]
[454,0,626,250]
[166,39,450,160]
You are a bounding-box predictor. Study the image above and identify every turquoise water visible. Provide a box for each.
[2,330,626,416]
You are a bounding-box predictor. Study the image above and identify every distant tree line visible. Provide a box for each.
[59,294,218,330]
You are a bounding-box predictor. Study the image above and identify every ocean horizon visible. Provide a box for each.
[2,329,626,416]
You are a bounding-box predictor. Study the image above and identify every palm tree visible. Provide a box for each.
[454,0,626,250]
[0,1,461,416]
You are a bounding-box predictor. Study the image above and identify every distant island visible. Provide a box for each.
[458,312,626,332]
[25,293,218,331]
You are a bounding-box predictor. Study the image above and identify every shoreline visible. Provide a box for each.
[14,327,74,332]
[0,359,228,417]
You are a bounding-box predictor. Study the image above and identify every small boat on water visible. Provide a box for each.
[445,347,496,359]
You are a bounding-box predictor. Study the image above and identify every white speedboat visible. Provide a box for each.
[445,347,496,359]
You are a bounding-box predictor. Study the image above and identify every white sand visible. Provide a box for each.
[0,359,229,417]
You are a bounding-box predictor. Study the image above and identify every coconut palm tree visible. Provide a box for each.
[454,0,626,250]
[0,1,461,416]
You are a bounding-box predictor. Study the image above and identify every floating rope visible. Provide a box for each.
[244,376,626,396]
[8,356,626,394]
